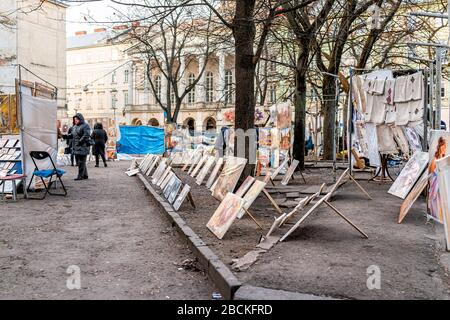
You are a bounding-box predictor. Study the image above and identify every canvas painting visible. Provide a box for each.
[364,122,381,167]
[276,102,291,129]
[259,128,272,147]
[156,166,172,186]
[206,192,246,240]
[206,157,224,189]
[235,176,255,197]
[163,175,180,199]
[404,126,422,154]
[257,147,271,176]
[126,169,140,177]
[167,177,183,204]
[0,95,19,134]
[269,104,277,125]
[151,161,167,184]
[196,156,216,185]
[146,156,160,176]
[191,155,208,178]
[428,130,450,223]
[187,153,202,175]
[237,180,267,219]
[161,171,175,190]
[173,184,191,211]
[398,171,429,223]
[281,159,299,185]
[388,151,429,199]
[211,157,247,201]
[436,155,450,250]
[279,128,291,150]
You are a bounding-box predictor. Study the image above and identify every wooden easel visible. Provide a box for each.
[280,169,368,242]
[171,170,196,209]
[332,170,373,201]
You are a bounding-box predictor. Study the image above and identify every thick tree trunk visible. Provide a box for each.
[234,0,256,178]
[293,66,307,171]
[322,75,336,160]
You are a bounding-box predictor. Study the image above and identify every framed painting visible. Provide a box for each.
[173,184,191,211]
[428,130,450,223]
[237,180,267,219]
[388,151,428,199]
[235,176,255,197]
[211,157,247,201]
[196,156,216,185]
[436,155,450,250]
[207,192,246,239]
[206,157,224,189]
[276,102,292,129]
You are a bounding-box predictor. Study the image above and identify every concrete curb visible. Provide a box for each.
[137,173,242,300]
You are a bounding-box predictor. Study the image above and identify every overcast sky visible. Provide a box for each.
[66,0,118,36]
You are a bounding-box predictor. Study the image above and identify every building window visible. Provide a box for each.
[270,58,277,72]
[170,90,175,106]
[441,87,445,98]
[74,93,82,111]
[86,92,93,110]
[98,92,105,109]
[154,75,161,103]
[111,91,117,109]
[124,90,129,106]
[206,72,214,103]
[269,84,277,104]
[224,70,233,104]
[188,73,196,103]
[111,71,116,84]
[124,69,129,83]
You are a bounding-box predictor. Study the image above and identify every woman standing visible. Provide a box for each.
[63,113,91,180]
[91,123,108,167]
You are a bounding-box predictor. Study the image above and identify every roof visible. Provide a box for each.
[47,0,69,8]
[67,31,111,49]
[67,28,132,50]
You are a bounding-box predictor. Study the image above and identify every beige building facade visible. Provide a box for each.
[0,0,67,119]
[66,27,284,132]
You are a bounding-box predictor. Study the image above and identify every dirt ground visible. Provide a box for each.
[165,166,450,300]
[0,161,214,300]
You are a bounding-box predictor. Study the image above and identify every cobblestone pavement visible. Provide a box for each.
[0,161,214,299]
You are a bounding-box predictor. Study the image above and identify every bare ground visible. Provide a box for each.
[0,161,214,300]
[167,167,450,300]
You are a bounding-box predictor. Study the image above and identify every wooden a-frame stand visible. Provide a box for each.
[280,169,369,242]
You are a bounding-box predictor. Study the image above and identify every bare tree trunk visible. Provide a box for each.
[234,0,256,177]
[293,55,308,170]
[322,75,336,160]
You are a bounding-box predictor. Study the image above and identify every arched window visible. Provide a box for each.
[187,74,196,103]
[204,117,216,131]
[132,118,142,126]
[206,72,214,103]
[154,75,161,103]
[224,70,233,104]
[184,117,195,135]
[148,118,160,127]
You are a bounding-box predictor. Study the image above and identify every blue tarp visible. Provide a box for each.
[117,125,165,155]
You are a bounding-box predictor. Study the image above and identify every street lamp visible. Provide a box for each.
[111,88,118,127]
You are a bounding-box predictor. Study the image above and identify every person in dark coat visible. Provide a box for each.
[65,118,76,166]
[91,123,108,167]
[63,113,91,180]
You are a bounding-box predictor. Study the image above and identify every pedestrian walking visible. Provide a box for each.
[91,123,108,167]
[63,113,91,180]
